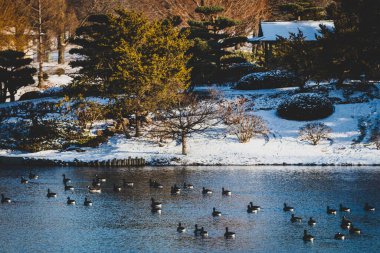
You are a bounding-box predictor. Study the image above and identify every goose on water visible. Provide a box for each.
[334,232,345,240]
[202,187,213,195]
[303,230,314,242]
[308,217,316,226]
[222,188,231,196]
[151,198,162,208]
[291,214,302,223]
[212,207,222,217]
[349,225,361,235]
[247,205,258,213]
[62,174,71,184]
[47,189,57,198]
[200,227,208,238]
[250,202,261,211]
[113,184,122,192]
[67,197,76,205]
[194,224,201,236]
[95,175,106,182]
[1,194,11,203]
[92,179,101,187]
[84,197,93,206]
[224,227,236,239]
[339,204,351,212]
[29,171,38,180]
[20,177,29,184]
[88,186,101,193]
[183,182,194,189]
[171,186,181,195]
[64,182,74,191]
[283,203,294,212]
[123,179,134,187]
[327,206,337,215]
[149,179,163,189]
[341,216,352,229]
[364,203,375,212]
[177,223,186,233]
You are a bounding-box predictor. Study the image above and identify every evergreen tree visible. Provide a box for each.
[317,0,380,83]
[278,0,326,20]
[108,10,191,136]
[186,5,247,85]
[69,14,114,94]
[70,10,191,137]
[275,31,319,89]
[0,50,36,102]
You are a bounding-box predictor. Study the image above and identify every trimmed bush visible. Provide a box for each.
[18,91,43,101]
[235,70,302,90]
[277,93,334,120]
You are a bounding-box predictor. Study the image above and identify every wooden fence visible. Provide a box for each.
[0,156,145,167]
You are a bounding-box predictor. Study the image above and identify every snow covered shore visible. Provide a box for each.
[1,85,380,166]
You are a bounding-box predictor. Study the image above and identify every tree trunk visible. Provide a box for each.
[120,118,131,139]
[57,34,65,64]
[9,92,15,102]
[181,131,188,155]
[0,84,5,103]
[135,116,141,137]
[37,0,44,88]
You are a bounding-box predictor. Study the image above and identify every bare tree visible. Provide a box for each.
[124,0,269,34]
[0,0,32,51]
[150,95,220,155]
[222,98,269,143]
[299,122,332,145]
[370,119,380,150]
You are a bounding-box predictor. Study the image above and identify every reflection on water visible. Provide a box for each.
[0,166,379,252]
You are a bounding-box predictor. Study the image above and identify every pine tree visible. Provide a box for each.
[317,0,380,83]
[0,50,36,102]
[70,10,191,137]
[69,14,114,94]
[278,0,326,20]
[186,5,247,85]
[275,31,318,89]
[108,10,191,136]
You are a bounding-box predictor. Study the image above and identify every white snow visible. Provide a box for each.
[2,86,380,166]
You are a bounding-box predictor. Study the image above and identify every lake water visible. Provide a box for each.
[0,166,379,253]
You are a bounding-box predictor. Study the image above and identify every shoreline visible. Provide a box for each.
[1,155,380,167]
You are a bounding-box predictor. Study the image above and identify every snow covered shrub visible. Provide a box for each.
[222,97,253,125]
[235,70,302,90]
[277,93,334,120]
[0,118,81,152]
[230,115,269,143]
[18,91,43,101]
[222,98,269,143]
[299,122,332,145]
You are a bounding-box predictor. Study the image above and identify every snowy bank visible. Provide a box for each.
[1,86,380,166]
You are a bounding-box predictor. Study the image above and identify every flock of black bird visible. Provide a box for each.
[1,173,377,241]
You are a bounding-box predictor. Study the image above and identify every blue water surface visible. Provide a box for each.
[0,166,379,253]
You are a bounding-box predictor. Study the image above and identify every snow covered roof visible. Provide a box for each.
[248,21,335,42]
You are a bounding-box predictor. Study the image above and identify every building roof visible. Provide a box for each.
[248,20,335,42]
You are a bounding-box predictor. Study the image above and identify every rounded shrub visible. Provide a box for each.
[235,70,302,90]
[277,93,334,120]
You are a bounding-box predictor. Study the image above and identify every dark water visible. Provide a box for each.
[0,166,379,253]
